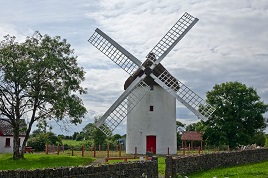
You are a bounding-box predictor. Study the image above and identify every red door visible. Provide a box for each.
[146,135,156,154]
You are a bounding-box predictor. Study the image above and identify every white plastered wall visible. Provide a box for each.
[0,136,25,153]
[126,85,177,154]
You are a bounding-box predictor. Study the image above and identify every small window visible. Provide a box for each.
[150,85,154,90]
[5,138,11,147]
[149,106,154,111]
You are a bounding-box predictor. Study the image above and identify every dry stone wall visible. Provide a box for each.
[0,160,158,178]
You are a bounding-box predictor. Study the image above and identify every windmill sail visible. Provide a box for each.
[89,28,141,75]
[96,77,150,135]
[148,12,199,66]
[151,70,215,120]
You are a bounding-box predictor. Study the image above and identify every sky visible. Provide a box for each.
[0,0,267,135]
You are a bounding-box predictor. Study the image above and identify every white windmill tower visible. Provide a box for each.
[89,12,215,154]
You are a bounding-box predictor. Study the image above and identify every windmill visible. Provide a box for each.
[88,12,215,154]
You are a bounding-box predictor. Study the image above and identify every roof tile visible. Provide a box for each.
[181,131,202,141]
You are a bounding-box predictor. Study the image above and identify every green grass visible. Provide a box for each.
[62,139,87,146]
[157,157,166,175]
[186,160,268,178]
[0,153,95,170]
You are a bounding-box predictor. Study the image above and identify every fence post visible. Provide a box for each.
[57,144,60,155]
[107,143,110,158]
[94,145,96,157]
[45,143,48,154]
[134,147,137,158]
[165,155,173,178]
[167,147,170,155]
[188,143,191,155]
[119,144,122,157]
[201,140,203,151]
[82,145,84,157]
[124,157,127,162]
[72,146,74,156]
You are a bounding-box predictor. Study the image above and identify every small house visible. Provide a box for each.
[181,131,203,150]
[0,119,26,153]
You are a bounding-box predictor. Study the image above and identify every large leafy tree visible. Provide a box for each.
[204,81,267,148]
[82,123,96,140]
[82,117,107,146]
[0,32,87,159]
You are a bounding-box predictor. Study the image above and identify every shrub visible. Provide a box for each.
[28,132,62,151]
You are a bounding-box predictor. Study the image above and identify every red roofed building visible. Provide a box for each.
[181,131,203,150]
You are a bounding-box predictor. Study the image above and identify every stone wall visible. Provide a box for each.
[0,160,158,178]
[165,148,268,177]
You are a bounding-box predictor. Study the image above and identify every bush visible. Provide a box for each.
[28,132,62,151]
[252,132,266,147]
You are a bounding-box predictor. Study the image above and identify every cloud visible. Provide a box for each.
[1,0,267,135]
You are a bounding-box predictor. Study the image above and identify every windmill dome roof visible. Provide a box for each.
[124,59,179,90]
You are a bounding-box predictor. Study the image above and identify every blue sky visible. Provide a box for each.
[0,0,267,135]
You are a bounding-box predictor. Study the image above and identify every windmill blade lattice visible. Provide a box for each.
[147,12,199,66]
[97,81,150,136]
[89,28,141,75]
[152,70,215,120]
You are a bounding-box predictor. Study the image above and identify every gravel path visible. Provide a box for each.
[90,158,106,166]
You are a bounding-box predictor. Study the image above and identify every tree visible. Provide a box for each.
[252,131,266,147]
[176,120,185,132]
[0,32,87,159]
[28,130,62,151]
[204,81,267,148]
[112,134,122,141]
[72,132,80,140]
[93,128,107,146]
[185,122,205,132]
[82,121,107,146]
[82,123,97,140]
[75,132,85,141]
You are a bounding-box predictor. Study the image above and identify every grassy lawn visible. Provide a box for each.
[0,153,95,170]
[158,157,166,175]
[62,139,88,146]
[186,160,268,178]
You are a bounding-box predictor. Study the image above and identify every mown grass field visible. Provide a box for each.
[187,160,268,178]
[62,139,88,146]
[0,153,95,170]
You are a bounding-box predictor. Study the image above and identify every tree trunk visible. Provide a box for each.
[13,128,24,160]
